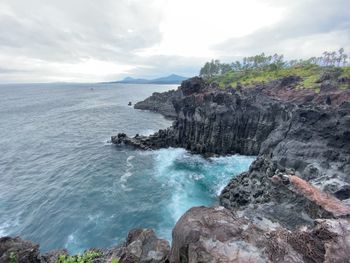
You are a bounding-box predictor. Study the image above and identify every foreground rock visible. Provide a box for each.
[0,237,41,263]
[116,229,170,263]
[0,229,169,263]
[170,206,350,263]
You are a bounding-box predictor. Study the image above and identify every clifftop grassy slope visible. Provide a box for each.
[199,50,350,92]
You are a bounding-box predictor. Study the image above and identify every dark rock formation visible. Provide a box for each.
[0,237,41,263]
[0,229,169,263]
[112,75,350,262]
[170,206,350,263]
[116,228,170,263]
[134,89,182,119]
[133,77,208,119]
[114,77,350,197]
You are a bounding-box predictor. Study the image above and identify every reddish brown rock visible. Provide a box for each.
[288,175,350,218]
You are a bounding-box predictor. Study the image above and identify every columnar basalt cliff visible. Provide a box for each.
[110,75,350,262]
[113,76,350,197]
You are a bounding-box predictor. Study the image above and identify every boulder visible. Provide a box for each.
[170,206,350,263]
[118,229,170,263]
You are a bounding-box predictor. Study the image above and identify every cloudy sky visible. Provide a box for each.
[0,0,349,83]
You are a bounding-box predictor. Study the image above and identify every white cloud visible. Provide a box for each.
[136,0,284,58]
[0,0,349,83]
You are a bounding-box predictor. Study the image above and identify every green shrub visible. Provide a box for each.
[57,251,102,263]
[9,252,17,263]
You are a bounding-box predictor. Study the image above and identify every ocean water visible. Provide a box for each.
[0,82,255,253]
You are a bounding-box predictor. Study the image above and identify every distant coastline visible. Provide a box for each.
[106,74,188,85]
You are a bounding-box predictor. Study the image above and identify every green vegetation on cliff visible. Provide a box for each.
[57,251,104,263]
[200,49,350,90]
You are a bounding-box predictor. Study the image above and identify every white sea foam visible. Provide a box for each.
[87,213,101,223]
[120,171,132,183]
[0,218,19,237]
[151,149,256,239]
[140,129,156,136]
[0,222,9,237]
[64,233,77,250]
[120,155,135,190]
[102,138,112,145]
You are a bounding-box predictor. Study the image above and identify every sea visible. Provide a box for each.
[0,82,255,253]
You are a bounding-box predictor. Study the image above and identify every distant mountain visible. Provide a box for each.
[118,76,148,84]
[113,74,188,84]
[149,74,188,84]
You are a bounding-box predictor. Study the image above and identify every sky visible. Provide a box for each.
[0,0,349,83]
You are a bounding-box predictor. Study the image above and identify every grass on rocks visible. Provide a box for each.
[210,65,350,91]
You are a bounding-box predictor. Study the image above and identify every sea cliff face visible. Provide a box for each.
[133,89,182,119]
[110,75,350,262]
[113,77,350,197]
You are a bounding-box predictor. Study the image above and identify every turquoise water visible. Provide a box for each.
[0,82,255,253]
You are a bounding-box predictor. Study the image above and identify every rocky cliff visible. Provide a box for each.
[113,76,350,196]
[111,75,350,262]
[134,89,182,119]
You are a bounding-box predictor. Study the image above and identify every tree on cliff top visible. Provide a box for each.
[199,49,350,79]
[199,49,350,90]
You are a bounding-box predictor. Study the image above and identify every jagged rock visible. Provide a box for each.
[180,77,206,96]
[0,229,169,263]
[134,89,182,119]
[170,206,350,263]
[82,229,170,263]
[118,229,170,263]
[0,236,41,263]
[41,249,69,263]
[220,158,350,228]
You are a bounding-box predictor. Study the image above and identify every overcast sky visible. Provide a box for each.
[0,0,349,83]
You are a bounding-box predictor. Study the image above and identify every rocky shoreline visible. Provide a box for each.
[112,75,350,262]
[2,75,350,262]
